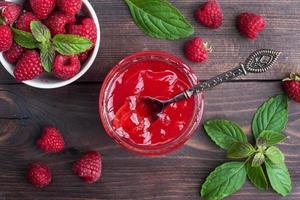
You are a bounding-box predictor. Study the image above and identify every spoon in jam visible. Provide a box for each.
[142,49,282,116]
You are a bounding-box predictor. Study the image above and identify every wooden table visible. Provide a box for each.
[0,0,299,199]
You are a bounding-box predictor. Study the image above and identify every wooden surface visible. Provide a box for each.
[0,0,300,199]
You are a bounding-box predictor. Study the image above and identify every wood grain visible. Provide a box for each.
[0,82,299,200]
[0,0,300,199]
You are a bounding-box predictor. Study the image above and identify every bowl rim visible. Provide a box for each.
[99,50,205,156]
[0,0,101,89]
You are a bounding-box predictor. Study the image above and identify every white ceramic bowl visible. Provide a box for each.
[0,0,100,89]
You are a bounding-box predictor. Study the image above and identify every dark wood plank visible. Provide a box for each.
[0,0,300,83]
[0,82,299,199]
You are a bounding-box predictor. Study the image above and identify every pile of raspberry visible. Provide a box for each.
[0,0,97,81]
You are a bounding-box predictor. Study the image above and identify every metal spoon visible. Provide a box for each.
[142,49,282,116]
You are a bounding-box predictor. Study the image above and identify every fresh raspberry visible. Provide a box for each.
[36,126,65,153]
[27,163,51,188]
[52,55,81,80]
[283,73,300,103]
[73,151,102,183]
[236,12,266,39]
[57,0,82,15]
[68,18,97,45]
[30,0,56,19]
[78,50,90,63]
[3,43,24,64]
[195,0,223,29]
[184,37,211,63]
[16,12,38,32]
[0,25,12,52]
[44,12,76,36]
[0,1,21,25]
[14,50,44,81]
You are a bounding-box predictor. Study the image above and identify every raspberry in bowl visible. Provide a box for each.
[99,51,204,156]
[0,0,100,89]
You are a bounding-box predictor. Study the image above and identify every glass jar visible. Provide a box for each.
[99,51,204,156]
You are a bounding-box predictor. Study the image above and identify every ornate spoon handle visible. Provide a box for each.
[169,49,281,103]
[172,64,247,102]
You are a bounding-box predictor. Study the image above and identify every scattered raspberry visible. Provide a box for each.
[16,12,38,32]
[68,18,97,45]
[30,0,56,19]
[27,163,52,188]
[73,151,102,183]
[44,12,76,36]
[3,43,25,64]
[236,12,266,39]
[36,126,65,153]
[0,25,12,52]
[52,55,81,80]
[195,0,223,29]
[57,0,82,15]
[0,1,21,25]
[283,73,300,103]
[184,37,211,63]
[14,50,44,81]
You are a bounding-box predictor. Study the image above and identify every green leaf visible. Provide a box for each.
[124,0,194,40]
[30,21,51,43]
[265,159,292,196]
[252,152,265,167]
[53,34,93,55]
[204,120,247,150]
[258,130,287,146]
[252,95,288,139]
[11,27,38,49]
[40,42,56,72]
[247,163,268,191]
[200,162,247,200]
[265,146,285,164]
[227,142,255,159]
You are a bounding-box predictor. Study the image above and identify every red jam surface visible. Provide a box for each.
[106,59,195,146]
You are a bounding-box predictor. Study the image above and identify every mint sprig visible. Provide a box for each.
[200,94,292,199]
[124,0,194,40]
[12,21,93,72]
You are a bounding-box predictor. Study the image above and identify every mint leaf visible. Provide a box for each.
[40,42,56,72]
[247,163,268,191]
[252,95,288,139]
[11,27,38,49]
[30,21,51,43]
[124,0,194,40]
[252,152,265,167]
[204,120,247,150]
[265,146,285,164]
[200,162,247,200]
[258,130,287,146]
[227,142,255,159]
[53,34,93,55]
[265,159,292,196]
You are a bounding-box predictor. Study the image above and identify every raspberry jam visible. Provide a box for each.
[99,51,204,155]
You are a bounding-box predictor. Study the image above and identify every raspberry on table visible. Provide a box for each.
[26,163,52,188]
[184,37,212,63]
[283,73,300,103]
[36,126,65,153]
[73,151,102,184]
[236,12,266,39]
[195,0,223,29]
